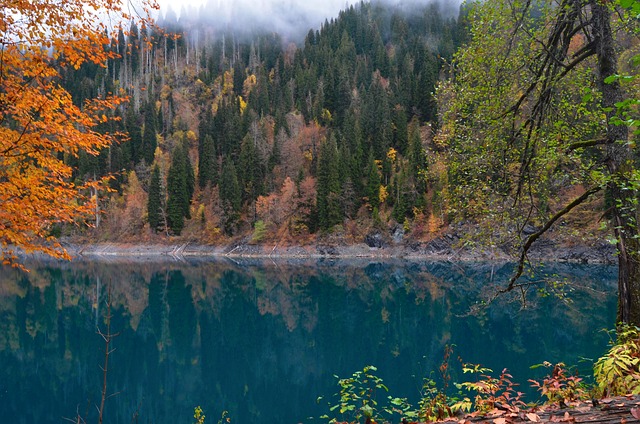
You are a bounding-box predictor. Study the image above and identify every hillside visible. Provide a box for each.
[57,0,610,259]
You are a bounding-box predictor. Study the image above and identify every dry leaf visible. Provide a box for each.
[526,412,540,422]
[493,418,507,424]
[631,407,640,420]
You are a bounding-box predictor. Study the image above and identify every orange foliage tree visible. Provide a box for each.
[0,0,157,262]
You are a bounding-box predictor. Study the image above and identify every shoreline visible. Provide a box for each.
[58,236,617,265]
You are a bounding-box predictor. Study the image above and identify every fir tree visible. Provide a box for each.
[220,158,241,235]
[233,59,245,97]
[316,134,342,230]
[238,133,265,203]
[148,164,163,232]
[184,146,195,219]
[166,143,191,234]
[198,134,217,189]
[366,153,381,209]
[142,101,157,165]
[125,106,142,166]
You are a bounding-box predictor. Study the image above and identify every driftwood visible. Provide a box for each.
[439,396,640,424]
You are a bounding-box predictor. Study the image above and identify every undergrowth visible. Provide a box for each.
[593,325,640,397]
[319,332,640,423]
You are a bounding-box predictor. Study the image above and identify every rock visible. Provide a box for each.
[425,238,452,254]
[365,232,385,248]
[317,245,338,256]
[392,226,404,244]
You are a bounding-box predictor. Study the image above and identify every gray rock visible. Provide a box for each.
[365,232,385,248]
[392,226,404,244]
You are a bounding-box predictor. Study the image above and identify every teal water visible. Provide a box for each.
[0,259,616,423]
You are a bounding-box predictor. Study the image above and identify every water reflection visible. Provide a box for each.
[0,259,616,423]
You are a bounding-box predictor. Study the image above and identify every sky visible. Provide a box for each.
[156,0,462,39]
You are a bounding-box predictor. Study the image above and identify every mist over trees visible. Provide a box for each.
[63,0,464,243]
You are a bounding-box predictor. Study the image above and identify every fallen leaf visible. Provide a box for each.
[526,412,540,422]
[493,418,507,424]
[631,407,640,420]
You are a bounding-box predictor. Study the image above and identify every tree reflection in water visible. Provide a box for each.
[0,259,616,423]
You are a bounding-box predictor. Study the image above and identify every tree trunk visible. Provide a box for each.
[592,0,640,326]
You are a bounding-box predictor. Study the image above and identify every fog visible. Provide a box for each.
[158,0,462,39]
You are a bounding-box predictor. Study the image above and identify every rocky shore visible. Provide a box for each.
[64,229,617,264]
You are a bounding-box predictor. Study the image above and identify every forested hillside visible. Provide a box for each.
[61,1,466,246]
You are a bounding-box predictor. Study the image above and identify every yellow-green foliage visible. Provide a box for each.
[594,326,640,396]
[194,406,205,424]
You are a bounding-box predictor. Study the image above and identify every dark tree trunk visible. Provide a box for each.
[592,0,640,325]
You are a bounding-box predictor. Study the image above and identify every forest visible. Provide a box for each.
[5,0,640,422]
[59,1,465,245]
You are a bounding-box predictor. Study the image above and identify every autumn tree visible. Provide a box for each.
[0,0,157,262]
[438,0,640,325]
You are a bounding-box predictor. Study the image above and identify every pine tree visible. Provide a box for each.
[148,165,163,233]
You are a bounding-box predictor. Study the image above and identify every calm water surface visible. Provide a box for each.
[0,259,616,423]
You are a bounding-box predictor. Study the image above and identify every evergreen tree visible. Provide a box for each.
[238,134,265,204]
[184,146,195,218]
[392,168,410,222]
[316,134,342,230]
[148,164,163,232]
[125,106,142,166]
[233,59,245,96]
[220,158,241,235]
[129,21,140,74]
[198,134,217,189]
[142,101,157,165]
[366,153,381,209]
[166,143,190,235]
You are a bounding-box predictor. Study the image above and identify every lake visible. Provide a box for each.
[0,258,617,423]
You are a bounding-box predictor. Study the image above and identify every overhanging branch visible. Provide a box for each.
[501,184,602,293]
[565,137,609,152]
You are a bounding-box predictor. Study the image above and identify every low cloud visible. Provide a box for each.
[159,0,461,40]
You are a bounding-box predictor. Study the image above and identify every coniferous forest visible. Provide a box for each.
[62,1,465,244]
